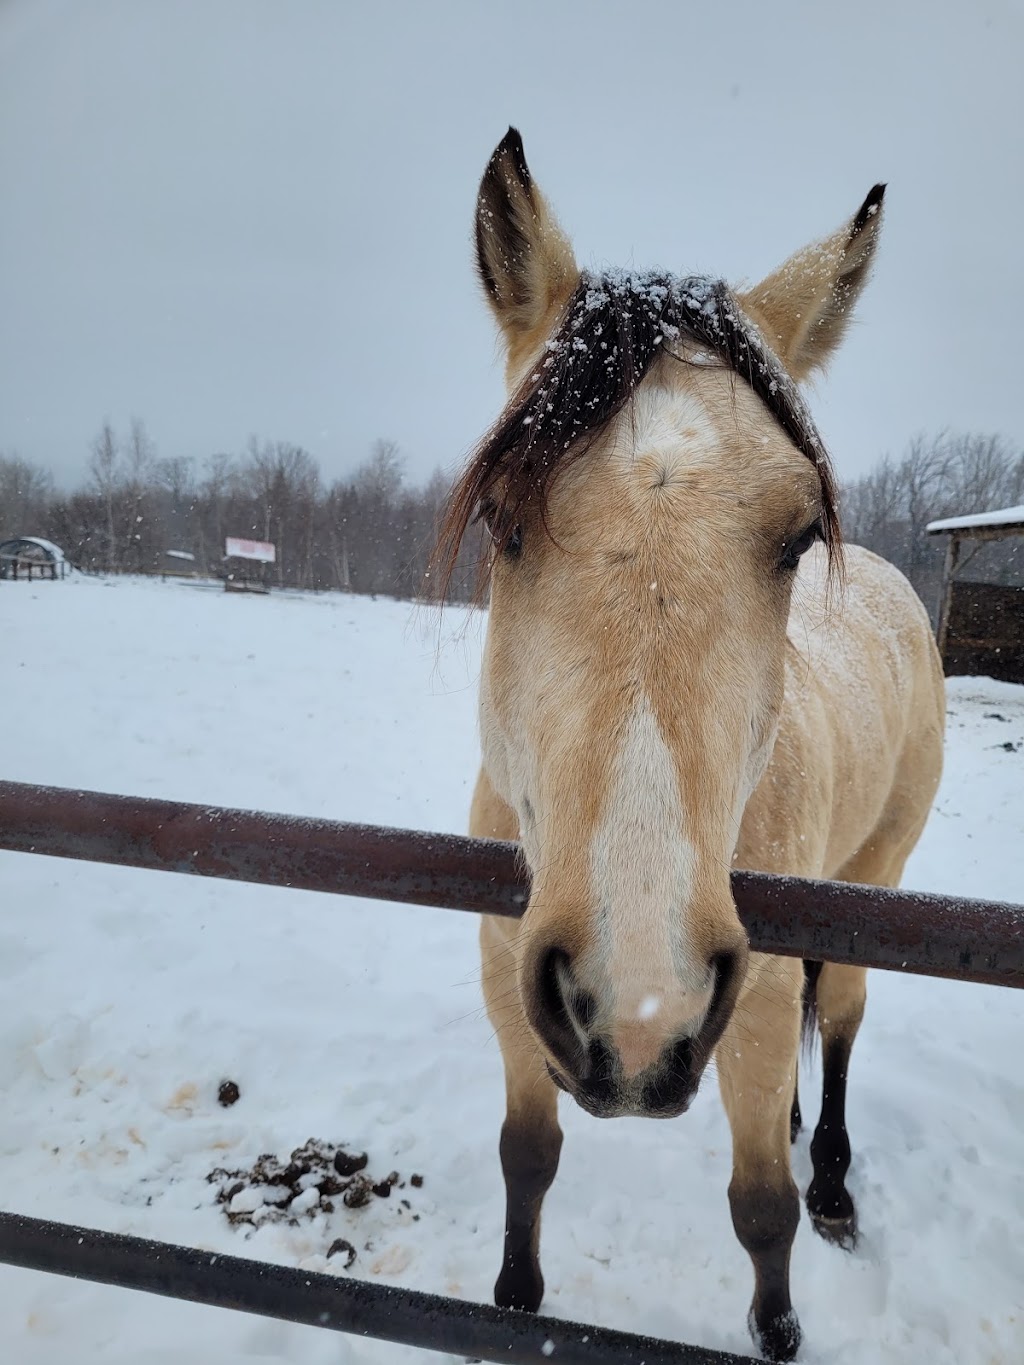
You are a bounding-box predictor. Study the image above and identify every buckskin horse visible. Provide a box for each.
[434,129,945,1360]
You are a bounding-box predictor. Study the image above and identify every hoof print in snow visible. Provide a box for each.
[207,1137,420,1238]
[327,1237,357,1269]
[810,1210,858,1251]
[217,1080,241,1107]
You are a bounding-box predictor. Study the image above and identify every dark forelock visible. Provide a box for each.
[434,271,841,600]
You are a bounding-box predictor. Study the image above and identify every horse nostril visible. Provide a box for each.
[670,1035,694,1072]
[536,947,595,1059]
[537,946,567,1020]
[642,1034,695,1113]
[710,949,741,1005]
[689,946,746,1066]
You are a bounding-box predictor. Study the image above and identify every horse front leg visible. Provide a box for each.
[805,961,866,1248]
[481,913,563,1312]
[716,954,803,1362]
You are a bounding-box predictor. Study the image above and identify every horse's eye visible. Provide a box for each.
[478,499,523,560]
[778,518,823,572]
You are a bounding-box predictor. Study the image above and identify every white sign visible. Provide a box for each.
[225,537,276,563]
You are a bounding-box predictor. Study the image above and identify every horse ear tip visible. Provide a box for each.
[485,127,531,193]
[851,183,886,236]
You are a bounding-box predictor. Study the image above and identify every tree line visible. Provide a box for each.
[1,424,1021,615]
[0,423,482,600]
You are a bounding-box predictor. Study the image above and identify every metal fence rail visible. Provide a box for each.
[1,779,1023,986]
[0,1212,753,1365]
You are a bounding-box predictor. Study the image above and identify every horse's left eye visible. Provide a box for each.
[505,524,523,559]
[778,519,823,572]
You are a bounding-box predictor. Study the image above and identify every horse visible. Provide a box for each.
[433,129,945,1361]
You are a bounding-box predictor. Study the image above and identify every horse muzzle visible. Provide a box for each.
[533,943,748,1120]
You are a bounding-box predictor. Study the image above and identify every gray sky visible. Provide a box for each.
[2,0,1022,490]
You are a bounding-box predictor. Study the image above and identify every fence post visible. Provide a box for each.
[935,531,961,659]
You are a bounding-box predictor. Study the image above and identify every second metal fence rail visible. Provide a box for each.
[0,1211,754,1365]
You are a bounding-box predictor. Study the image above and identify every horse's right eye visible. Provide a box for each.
[478,499,523,560]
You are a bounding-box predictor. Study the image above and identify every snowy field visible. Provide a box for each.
[1,574,1023,1365]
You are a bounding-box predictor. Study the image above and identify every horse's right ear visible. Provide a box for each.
[475,128,578,349]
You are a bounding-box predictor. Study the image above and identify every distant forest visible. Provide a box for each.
[1,424,1022,618]
[0,424,482,601]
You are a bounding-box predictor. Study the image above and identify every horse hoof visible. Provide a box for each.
[494,1265,543,1313]
[748,1305,801,1362]
[810,1209,858,1250]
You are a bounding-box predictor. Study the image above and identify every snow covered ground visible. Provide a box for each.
[1,574,1022,1364]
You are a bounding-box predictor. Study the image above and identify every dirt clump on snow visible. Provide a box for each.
[206,1137,424,1268]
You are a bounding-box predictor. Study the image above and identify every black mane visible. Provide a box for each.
[436,270,840,598]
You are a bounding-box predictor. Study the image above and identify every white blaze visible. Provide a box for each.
[590,701,708,1073]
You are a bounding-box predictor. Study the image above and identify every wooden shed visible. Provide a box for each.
[927,505,1024,683]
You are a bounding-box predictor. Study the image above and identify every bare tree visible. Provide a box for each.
[345,440,407,594]
[122,417,157,570]
[0,452,53,540]
[154,455,198,561]
[88,421,120,570]
[244,439,321,587]
[844,431,1024,618]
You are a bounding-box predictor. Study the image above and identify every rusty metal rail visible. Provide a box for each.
[1,779,1023,987]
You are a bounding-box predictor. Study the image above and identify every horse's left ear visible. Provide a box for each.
[737,185,885,381]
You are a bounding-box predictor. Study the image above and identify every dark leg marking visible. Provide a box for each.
[792,958,821,1146]
[493,1118,563,1312]
[800,960,823,1025]
[806,1037,857,1247]
[790,1079,802,1144]
[729,1178,802,1362]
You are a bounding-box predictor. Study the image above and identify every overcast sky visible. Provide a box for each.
[2,0,1022,491]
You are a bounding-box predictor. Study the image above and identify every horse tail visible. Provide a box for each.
[800,959,824,1053]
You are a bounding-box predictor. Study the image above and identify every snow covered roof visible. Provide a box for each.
[0,535,66,560]
[926,505,1024,535]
